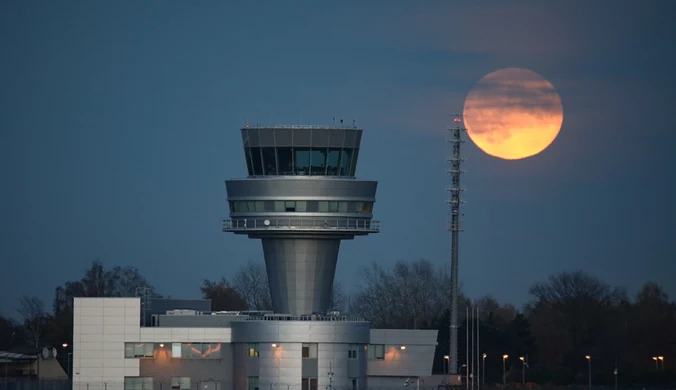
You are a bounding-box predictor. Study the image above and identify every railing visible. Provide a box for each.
[222,218,380,232]
[242,124,360,130]
[242,314,366,322]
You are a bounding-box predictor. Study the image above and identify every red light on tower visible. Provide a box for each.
[454,117,461,123]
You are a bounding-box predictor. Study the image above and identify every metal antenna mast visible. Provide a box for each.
[447,114,466,375]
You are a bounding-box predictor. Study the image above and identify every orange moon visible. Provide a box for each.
[463,68,564,160]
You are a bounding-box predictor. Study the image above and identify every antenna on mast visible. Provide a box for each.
[446,113,467,377]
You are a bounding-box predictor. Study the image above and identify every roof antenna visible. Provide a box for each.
[352,119,356,128]
[333,117,336,126]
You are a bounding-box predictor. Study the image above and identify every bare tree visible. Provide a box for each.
[528,270,626,367]
[350,259,463,329]
[17,295,46,348]
[328,281,346,312]
[474,295,517,329]
[232,260,273,311]
[232,259,346,313]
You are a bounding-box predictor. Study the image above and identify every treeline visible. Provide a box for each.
[1,259,674,387]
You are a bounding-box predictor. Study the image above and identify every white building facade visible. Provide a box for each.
[72,298,437,390]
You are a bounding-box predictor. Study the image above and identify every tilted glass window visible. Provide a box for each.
[310,149,327,175]
[261,147,277,175]
[340,149,353,176]
[250,147,263,176]
[276,147,294,175]
[326,148,342,176]
[294,148,310,175]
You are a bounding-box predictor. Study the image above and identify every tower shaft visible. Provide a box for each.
[262,238,340,315]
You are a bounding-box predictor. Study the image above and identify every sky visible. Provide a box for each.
[2,0,675,317]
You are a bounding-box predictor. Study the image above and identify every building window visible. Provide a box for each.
[124,377,153,390]
[247,377,259,390]
[302,343,317,358]
[171,377,190,390]
[301,378,318,390]
[248,343,259,358]
[172,343,182,358]
[367,344,384,360]
[348,344,358,359]
[124,343,154,358]
[351,378,358,390]
[174,343,221,359]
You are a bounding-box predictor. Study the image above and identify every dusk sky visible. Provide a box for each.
[2,0,675,316]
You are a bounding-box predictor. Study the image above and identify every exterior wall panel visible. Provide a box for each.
[225,178,377,201]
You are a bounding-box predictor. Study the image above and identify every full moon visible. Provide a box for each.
[463,68,564,160]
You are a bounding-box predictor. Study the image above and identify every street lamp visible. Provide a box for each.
[519,356,527,384]
[502,355,508,386]
[658,356,664,370]
[585,355,592,390]
[444,355,450,375]
[482,354,486,385]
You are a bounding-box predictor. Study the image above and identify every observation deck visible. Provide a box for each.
[240,125,362,177]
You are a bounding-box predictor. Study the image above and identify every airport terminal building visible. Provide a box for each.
[72,125,438,390]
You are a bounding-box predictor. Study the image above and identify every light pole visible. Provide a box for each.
[482,354,486,385]
[502,355,508,386]
[585,355,592,390]
[613,361,618,390]
[519,356,526,384]
[653,356,659,370]
[658,356,664,370]
[444,355,450,376]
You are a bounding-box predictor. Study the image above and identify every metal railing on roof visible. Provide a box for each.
[241,314,366,322]
[242,125,360,130]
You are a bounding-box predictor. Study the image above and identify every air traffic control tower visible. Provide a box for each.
[222,125,379,316]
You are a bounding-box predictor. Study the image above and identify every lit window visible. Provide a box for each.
[248,343,259,358]
[171,378,190,390]
[124,343,154,358]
